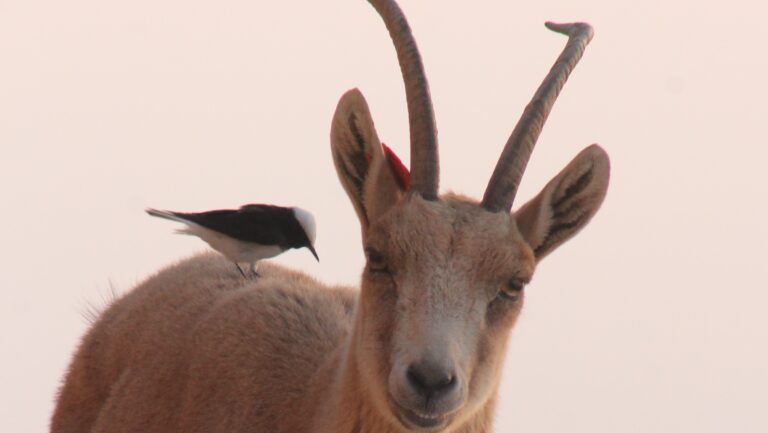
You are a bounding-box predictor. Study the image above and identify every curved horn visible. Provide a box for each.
[368,0,439,200]
[482,22,594,213]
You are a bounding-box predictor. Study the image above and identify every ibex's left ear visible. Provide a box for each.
[514,144,610,260]
[331,88,405,231]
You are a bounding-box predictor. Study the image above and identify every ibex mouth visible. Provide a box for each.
[391,399,454,431]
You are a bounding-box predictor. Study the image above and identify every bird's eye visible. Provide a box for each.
[365,247,390,275]
[497,278,526,301]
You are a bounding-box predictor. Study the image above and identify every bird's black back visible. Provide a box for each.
[174,204,311,249]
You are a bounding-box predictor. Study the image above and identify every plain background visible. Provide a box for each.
[2,0,767,432]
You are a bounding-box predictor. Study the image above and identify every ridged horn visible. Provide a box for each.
[368,0,439,199]
[482,22,594,212]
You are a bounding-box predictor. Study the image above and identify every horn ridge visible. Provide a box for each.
[368,0,439,200]
[482,22,594,213]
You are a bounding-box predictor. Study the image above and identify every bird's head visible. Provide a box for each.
[292,207,319,261]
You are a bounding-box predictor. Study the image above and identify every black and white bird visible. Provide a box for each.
[146,204,318,278]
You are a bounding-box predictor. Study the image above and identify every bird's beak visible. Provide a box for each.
[307,243,319,262]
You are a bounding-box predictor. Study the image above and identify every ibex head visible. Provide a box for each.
[331,1,609,431]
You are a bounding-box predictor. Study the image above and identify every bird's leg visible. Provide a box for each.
[235,263,248,279]
[251,262,261,278]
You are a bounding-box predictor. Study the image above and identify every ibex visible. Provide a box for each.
[51,1,609,432]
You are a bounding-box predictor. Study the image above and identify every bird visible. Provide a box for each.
[146,204,318,278]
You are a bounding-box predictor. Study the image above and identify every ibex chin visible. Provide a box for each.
[51,1,609,432]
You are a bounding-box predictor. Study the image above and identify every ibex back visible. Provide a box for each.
[51,1,610,432]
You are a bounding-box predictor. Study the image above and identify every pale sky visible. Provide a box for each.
[1,1,766,432]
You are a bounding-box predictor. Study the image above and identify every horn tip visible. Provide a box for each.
[544,21,594,41]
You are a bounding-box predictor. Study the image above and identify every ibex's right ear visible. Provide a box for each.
[331,89,404,231]
[514,144,610,260]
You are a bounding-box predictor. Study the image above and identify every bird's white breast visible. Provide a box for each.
[184,224,284,263]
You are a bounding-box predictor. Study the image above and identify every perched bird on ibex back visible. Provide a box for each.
[146,204,318,278]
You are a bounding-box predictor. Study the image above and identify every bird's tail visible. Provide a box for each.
[146,208,200,237]
[146,208,191,225]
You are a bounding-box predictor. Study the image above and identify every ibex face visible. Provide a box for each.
[359,195,534,430]
[330,1,610,431]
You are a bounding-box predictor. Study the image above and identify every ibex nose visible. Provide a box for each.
[405,362,458,401]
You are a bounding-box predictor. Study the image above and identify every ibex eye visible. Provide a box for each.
[364,247,390,274]
[365,247,383,263]
[498,278,526,301]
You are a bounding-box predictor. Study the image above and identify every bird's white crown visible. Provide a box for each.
[292,207,316,244]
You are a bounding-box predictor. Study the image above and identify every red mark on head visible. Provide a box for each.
[382,143,410,191]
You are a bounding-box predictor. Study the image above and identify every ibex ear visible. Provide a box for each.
[514,144,610,260]
[331,88,404,231]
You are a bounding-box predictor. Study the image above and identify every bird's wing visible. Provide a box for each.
[178,206,288,245]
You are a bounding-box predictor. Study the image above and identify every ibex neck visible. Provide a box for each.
[306,324,393,433]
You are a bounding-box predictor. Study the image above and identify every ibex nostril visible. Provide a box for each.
[439,375,456,389]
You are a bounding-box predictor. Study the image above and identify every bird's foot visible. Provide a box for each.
[235,264,248,279]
